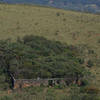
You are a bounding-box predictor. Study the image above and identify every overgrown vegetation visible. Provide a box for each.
[0,86,100,100]
[0,35,92,89]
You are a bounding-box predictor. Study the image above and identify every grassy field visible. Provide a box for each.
[0,86,100,100]
[0,4,100,45]
[0,87,69,100]
[0,3,100,93]
[0,4,100,55]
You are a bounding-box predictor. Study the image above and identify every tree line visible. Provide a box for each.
[0,35,95,89]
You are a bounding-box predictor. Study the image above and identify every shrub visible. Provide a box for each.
[56,12,60,16]
[88,50,95,54]
[85,86,100,94]
[87,60,94,68]
[63,18,66,21]
[79,79,89,87]
[78,58,84,64]
[40,83,45,87]
[54,84,65,89]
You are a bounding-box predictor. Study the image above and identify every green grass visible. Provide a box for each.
[0,3,100,88]
[0,87,70,100]
[0,4,100,55]
[0,4,100,45]
[0,86,100,100]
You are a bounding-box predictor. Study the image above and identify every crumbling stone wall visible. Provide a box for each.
[13,78,68,89]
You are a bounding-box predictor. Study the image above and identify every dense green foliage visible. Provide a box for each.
[0,35,90,89]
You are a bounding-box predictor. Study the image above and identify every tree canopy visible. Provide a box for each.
[0,35,90,89]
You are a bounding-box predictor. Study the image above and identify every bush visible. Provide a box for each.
[85,86,100,94]
[54,84,65,89]
[56,12,60,16]
[80,79,89,86]
[87,60,94,68]
[78,58,84,64]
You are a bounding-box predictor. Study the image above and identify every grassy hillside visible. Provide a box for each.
[0,0,100,13]
[0,4,100,50]
[0,86,100,100]
[0,4,100,86]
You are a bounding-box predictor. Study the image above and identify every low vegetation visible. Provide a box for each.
[0,35,91,89]
[0,35,99,99]
[0,86,100,100]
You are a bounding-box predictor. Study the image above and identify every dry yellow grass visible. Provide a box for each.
[0,4,100,45]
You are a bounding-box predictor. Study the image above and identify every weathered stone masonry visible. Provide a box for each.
[13,78,68,89]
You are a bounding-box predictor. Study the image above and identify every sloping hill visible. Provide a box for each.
[0,4,100,53]
[0,4,100,86]
[0,0,100,13]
